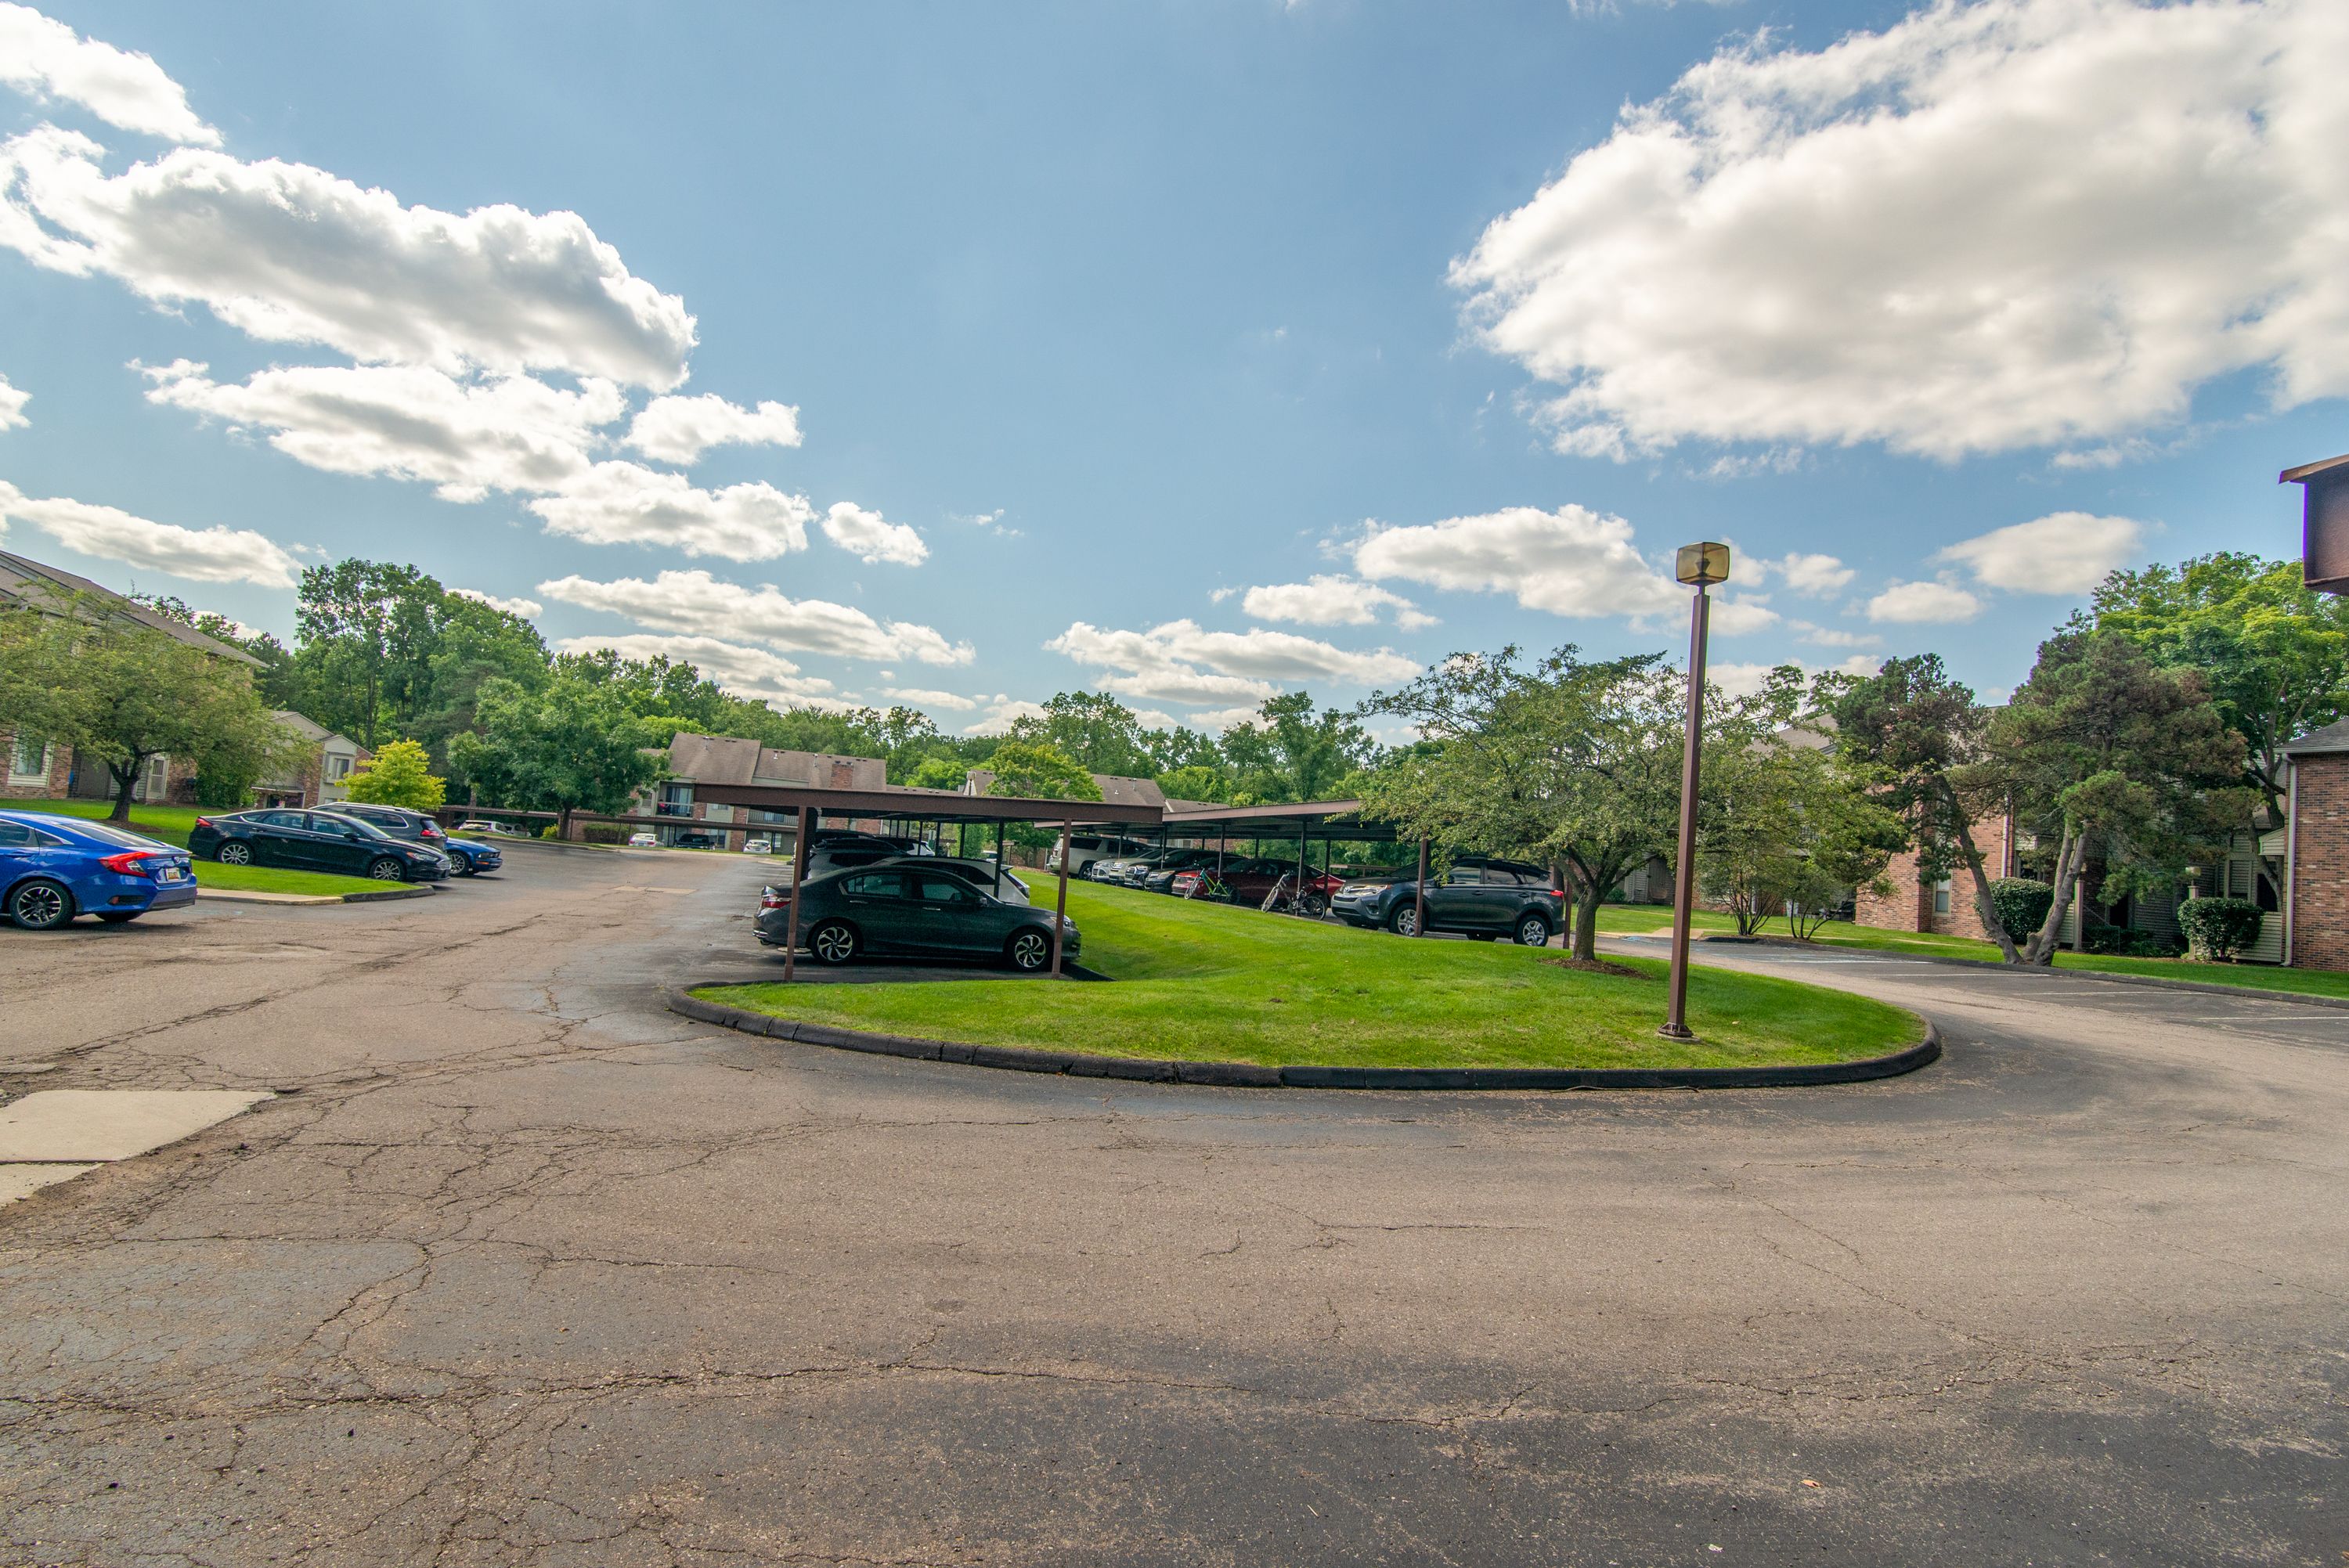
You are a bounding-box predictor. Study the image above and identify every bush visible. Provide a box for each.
[2081,923,2187,958]
[581,824,630,845]
[2178,897,2264,961]
[1987,878,2054,942]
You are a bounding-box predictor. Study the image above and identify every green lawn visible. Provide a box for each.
[1594,902,2349,1000]
[698,880,1921,1070]
[10,798,400,897]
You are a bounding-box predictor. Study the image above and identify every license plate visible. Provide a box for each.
[158,866,187,883]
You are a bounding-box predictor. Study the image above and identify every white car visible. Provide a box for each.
[627,831,659,848]
[742,837,773,854]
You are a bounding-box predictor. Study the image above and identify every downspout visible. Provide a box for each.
[2286,758,2298,968]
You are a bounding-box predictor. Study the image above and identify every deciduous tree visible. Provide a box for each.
[342,738,448,810]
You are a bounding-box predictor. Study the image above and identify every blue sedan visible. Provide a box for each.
[442,836,503,876]
[0,809,199,930]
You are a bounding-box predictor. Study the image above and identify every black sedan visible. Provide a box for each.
[756,864,1077,970]
[188,809,450,882]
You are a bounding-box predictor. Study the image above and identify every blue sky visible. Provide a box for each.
[0,1,2334,734]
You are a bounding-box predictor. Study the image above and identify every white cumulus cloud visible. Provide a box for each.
[527,463,814,561]
[1352,504,1682,619]
[883,687,979,712]
[140,359,619,502]
[552,633,848,707]
[1239,575,1435,630]
[1867,579,1983,624]
[1046,619,1415,709]
[0,126,695,387]
[626,394,803,465]
[1453,0,2349,460]
[1756,552,1854,596]
[449,587,542,619]
[963,697,1051,737]
[818,502,929,567]
[0,371,26,430]
[0,479,298,586]
[0,4,218,146]
[1936,510,2145,593]
[538,569,973,668]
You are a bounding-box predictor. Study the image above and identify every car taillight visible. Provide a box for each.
[421,824,443,838]
[760,889,788,910]
[99,851,158,877]
[193,817,214,831]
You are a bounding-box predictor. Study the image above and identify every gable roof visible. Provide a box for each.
[2284,718,2349,758]
[963,768,1167,809]
[0,550,262,665]
[664,733,887,790]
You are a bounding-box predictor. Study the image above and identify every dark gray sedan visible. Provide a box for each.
[756,865,1079,971]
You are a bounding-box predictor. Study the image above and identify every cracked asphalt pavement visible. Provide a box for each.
[2,844,2344,1566]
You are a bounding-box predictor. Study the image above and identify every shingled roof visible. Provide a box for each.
[0,550,261,665]
[963,768,1167,809]
[664,733,888,791]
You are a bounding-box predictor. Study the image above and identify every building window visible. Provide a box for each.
[326,755,354,780]
[8,734,49,784]
[1932,878,1952,916]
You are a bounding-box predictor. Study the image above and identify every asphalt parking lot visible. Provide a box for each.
[2,845,2344,1565]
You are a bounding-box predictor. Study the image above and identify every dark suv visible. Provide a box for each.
[1330,856,1561,945]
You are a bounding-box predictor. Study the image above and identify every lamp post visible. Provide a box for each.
[1660,541,1730,1042]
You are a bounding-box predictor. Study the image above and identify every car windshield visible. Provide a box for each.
[56,818,175,851]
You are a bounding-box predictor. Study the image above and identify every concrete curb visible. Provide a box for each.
[664,987,1939,1091]
[197,884,435,907]
[1615,932,2349,1013]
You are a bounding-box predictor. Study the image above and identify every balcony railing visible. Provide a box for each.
[654,801,693,816]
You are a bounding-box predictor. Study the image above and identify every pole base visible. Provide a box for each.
[1656,1023,1698,1041]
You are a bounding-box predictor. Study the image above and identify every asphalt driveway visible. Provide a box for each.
[1,849,2342,1566]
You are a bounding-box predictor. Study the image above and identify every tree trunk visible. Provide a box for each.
[2024,827,2089,967]
[1942,780,2022,964]
[107,759,142,824]
[1574,885,1600,961]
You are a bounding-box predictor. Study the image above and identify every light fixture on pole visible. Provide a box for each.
[1659,541,1730,1042]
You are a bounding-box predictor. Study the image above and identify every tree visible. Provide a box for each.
[1979,629,2252,966]
[1221,691,1378,804]
[342,738,448,809]
[446,675,665,823]
[1831,654,2024,964]
[1008,691,1157,777]
[1155,763,1232,804]
[983,740,1102,802]
[294,559,446,746]
[2,589,294,822]
[901,755,971,791]
[1361,647,1685,960]
[2093,553,2349,832]
[1698,669,1905,935]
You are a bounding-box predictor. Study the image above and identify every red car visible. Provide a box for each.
[1171,856,1344,914]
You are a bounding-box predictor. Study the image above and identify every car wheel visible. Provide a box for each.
[809,920,858,965]
[8,878,74,931]
[1298,891,1330,918]
[216,841,254,866]
[1387,904,1420,938]
[366,856,407,882]
[96,911,140,925]
[1006,928,1052,971]
[453,858,476,877]
[1514,914,1551,947]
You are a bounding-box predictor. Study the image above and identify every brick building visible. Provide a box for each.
[1853,809,2021,943]
[2282,722,2349,970]
[637,734,889,849]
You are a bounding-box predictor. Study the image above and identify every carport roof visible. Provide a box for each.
[1160,799,1402,842]
[689,779,1163,827]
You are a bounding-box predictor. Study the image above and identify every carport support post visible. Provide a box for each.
[1414,837,1428,937]
[1051,821,1071,977]
[993,819,1005,899]
[781,806,812,984]
[1296,820,1309,912]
